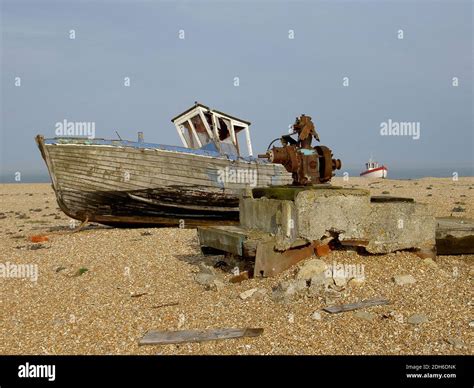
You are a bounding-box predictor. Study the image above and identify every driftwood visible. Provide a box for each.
[139,328,263,345]
[323,297,390,314]
[150,302,179,309]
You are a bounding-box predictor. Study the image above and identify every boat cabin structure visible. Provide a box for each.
[171,102,253,157]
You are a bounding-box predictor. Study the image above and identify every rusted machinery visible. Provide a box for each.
[258,115,342,185]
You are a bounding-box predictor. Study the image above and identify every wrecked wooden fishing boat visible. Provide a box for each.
[36,103,292,227]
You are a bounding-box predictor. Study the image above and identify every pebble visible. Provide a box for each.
[288,313,295,324]
[239,288,258,300]
[354,311,376,322]
[408,313,429,325]
[296,259,327,281]
[446,337,464,349]
[311,311,322,321]
[393,274,416,286]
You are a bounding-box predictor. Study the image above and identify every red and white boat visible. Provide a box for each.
[360,158,388,178]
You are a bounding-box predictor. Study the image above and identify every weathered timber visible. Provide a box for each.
[198,225,315,277]
[36,134,292,227]
[151,302,179,309]
[198,226,247,256]
[139,328,263,345]
[323,297,390,314]
[436,217,474,254]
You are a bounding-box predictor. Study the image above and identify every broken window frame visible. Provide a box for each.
[172,104,253,157]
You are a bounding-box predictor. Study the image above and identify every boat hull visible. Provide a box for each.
[360,166,388,179]
[36,136,292,227]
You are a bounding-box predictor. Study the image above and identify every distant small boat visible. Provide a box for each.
[360,158,388,178]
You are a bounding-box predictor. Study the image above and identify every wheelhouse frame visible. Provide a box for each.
[171,103,253,157]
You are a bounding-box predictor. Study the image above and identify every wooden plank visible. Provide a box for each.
[323,297,390,314]
[139,328,263,345]
[436,217,474,255]
[49,149,290,189]
[198,227,246,256]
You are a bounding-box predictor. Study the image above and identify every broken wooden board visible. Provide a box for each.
[139,328,263,345]
[436,217,474,255]
[198,225,276,258]
[323,297,390,314]
[198,226,248,256]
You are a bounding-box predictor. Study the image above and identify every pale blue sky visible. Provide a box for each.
[1,0,472,181]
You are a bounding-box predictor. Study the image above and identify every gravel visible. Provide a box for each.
[0,179,472,355]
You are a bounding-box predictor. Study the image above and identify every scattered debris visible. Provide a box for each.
[308,272,333,293]
[445,337,464,349]
[271,279,307,302]
[139,328,263,345]
[72,267,89,277]
[29,235,49,243]
[288,313,295,323]
[422,258,438,268]
[324,289,343,305]
[239,288,258,300]
[392,274,416,286]
[197,262,215,275]
[28,244,48,250]
[333,273,348,287]
[311,311,322,321]
[353,311,376,322]
[151,302,179,309]
[407,313,429,325]
[230,271,249,283]
[384,311,404,324]
[140,231,152,236]
[296,258,327,281]
[194,272,224,291]
[348,276,365,286]
[323,297,390,314]
[177,313,186,329]
[131,292,148,298]
[213,260,228,269]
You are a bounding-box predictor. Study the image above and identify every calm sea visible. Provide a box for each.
[1,166,473,184]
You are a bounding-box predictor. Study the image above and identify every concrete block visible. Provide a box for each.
[240,197,296,238]
[295,188,371,242]
[366,201,436,253]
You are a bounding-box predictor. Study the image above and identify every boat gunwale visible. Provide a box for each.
[41,136,268,164]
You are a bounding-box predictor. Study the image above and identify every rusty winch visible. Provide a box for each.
[258,114,342,185]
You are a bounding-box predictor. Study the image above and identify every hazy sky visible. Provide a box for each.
[1,0,473,181]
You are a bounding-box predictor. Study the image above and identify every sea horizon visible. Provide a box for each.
[1,166,473,184]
